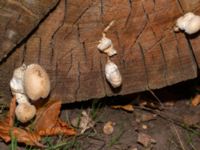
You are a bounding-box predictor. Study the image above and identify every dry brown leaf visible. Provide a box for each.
[33,100,76,136]
[34,100,61,131]
[191,95,200,106]
[0,97,44,147]
[111,104,134,112]
[71,111,95,134]
[0,98,76,147]
[38,119,76,136]
[137,133,156,147]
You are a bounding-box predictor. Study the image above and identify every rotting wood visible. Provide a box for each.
[0,0,200,103]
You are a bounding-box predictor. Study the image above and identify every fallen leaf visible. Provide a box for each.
[103,121,115,135]
[0,98,76,147]
[0,97,44,147]
[191,95,200,106]
[135,110,157,122]
[34,100,61,131]
[111,104,134,112]
[137,133,156,147]
[71,111,95,134]
[33,100,76,136]
[38,119,76,136]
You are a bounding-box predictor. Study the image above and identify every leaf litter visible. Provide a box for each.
[0,97,76,147]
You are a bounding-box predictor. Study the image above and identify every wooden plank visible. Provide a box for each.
[0,0,199,103]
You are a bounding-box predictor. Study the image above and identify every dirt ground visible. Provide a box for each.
[1,80,200,150]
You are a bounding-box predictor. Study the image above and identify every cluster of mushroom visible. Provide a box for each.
[10,64,50,123]
[174,12,200,34]
[97,21,122,88]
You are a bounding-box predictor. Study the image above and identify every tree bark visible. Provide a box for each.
[0,0,200,103]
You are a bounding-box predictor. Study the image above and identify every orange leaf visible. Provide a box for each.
[0,97,44,147]
[34,100,61,131]
[6,96,16,127]
[111,104,134,112]
[33,100,76,136]
[191,95,200,106]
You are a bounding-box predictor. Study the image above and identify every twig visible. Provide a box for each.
[104,20,115,33]
[148,89,164,109]
[171,124,186,150]
[135,106,200,136]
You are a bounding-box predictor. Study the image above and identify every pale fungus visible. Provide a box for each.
[9,64,26,94]
[103,121,115,135]
[10,63,50,123]
[174,12,200,34]
[105,59,122,88]
[24,64,50,101]
[15,103,36,123]
[97,33,117,57]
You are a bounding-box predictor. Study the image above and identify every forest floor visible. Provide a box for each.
[0,79,200,150]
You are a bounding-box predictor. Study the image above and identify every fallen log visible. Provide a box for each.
[0,0,200,103]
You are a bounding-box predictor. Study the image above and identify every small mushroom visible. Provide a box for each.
[15,103,36,123]
[97,33,117,57]
[105,59,122,88]
[24,64,50,101]
[174,12,200,34]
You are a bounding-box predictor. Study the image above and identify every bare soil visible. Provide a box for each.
[1,80,200,150]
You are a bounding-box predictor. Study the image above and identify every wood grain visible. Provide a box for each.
[0,0,200,103]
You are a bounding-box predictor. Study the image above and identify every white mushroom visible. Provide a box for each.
[15,103,36,123]
[174,12,200,34]
[24,64,50,101]
[10,64,26,94]
[105,59,122,88]
[97,33,117,57]
[10,63,51,123]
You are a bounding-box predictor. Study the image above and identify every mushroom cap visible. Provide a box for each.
[185,16,200,34]
[24,64,50,101]
[176,12,195,30]
[15,103,36,123]
[105,60,122,88]
[97,36,112,51]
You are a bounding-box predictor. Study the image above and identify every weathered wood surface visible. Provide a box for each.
[0,0,59,63]
[0,0,200,103]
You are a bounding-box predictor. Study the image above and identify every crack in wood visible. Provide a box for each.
[21,43,27,64]
[37,37,42,64]
[185,35,199,72]
[76,23,87,62]
[99,56,106,96]
[75,62,81,101]
[50,0,67,64]
[173,32,186,79]
[176,0,184,13]
[159,43,168,85]
[64,0,95,40]
[66,52,73,77]
[130,4,148,49]
[138,42,149,90]
[175,45,185,79]
[100,0,104,15]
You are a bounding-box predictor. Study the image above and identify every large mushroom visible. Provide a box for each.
[24,64,50,101]
[10,64,50,123]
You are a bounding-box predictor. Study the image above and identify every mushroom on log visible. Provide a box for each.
[0,0,200,103]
